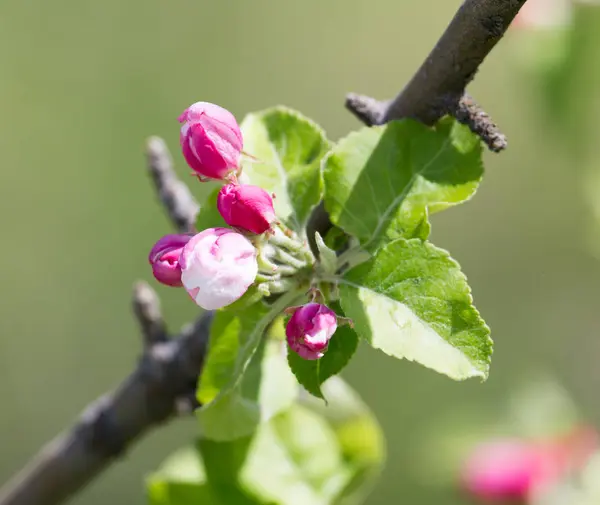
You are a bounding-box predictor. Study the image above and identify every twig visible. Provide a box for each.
[454,94,507,152]
[345,0,528,150]
[146,136,200,233]
[132,281,168,347]
[345,93,389,127]
[0,299,213,505]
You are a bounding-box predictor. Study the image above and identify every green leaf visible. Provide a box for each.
[146,443,263,505]
[339,238,492,380]
[197,290,303,441]
[287,323,359,400]
[199,405,351,505]
[195,186,227,231]
[199,388,262,443]
[197,436,263,505]
[300,377,385,505]
[323,117,483,250]
[150,377,384,505]
[146,447,221,505]
[240,107,331,233]
[199,338,299,441]
[198,306,267,405]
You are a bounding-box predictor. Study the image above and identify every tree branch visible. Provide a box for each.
[0,139,208,505]
[0,296,212,505]
[346,0,528,150]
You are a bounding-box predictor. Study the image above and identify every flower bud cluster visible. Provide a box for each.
[148,101,343,359]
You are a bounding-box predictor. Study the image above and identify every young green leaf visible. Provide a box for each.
[150,377,384,505]
[146,447,220,505]
[199,405,350,505]
[197,290,303,441]
[300,376,385,504]
[287,323,359,400]
[339,238,492,380]
[197,306,267,406]
[199,340,298,441]
[323,117,483,250]
[239,107,331,233]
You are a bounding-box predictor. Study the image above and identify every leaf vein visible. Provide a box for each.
[365,136,452,247]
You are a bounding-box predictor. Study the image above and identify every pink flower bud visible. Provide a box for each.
[148,234,193,287]
[217,184,276,234]
[461,439,552,502]
[461,429,599,503]
[178,102,243,180]
[180,227,257,310]
[286,303,337,360]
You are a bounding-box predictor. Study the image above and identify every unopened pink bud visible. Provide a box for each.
[461,439,561,503]
[217,184,276,234]
[148,234,193,287]
[180,228,257,310]
[286,303,337,360]
[178,102,243,180]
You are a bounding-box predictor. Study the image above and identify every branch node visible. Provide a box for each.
[146,136,199,233]
[345,93,386,126]
[132,281,167,347]
[453,94,507,152]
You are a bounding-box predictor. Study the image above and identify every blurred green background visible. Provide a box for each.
[2,0,600,504]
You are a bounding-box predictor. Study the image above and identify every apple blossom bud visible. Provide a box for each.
[286,303,337,360]
[461,438,577,503]
[148,234,193,287]
[180,227,257,310]
[178,102,243,180]
[217,184,276,234]
[461,427,599,503]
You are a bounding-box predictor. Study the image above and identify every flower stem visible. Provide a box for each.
[274,249,307,270]
[265,278,300,294]
[269,224,306,251]
[273,264,297,277]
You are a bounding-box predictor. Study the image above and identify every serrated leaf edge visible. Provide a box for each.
[323,119,484,250]
[338,238,492,381]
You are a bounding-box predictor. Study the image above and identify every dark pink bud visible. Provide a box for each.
[148,234,193,287]
[217,184,276,234]
[286,303,337,360]
[178,102,243,180]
